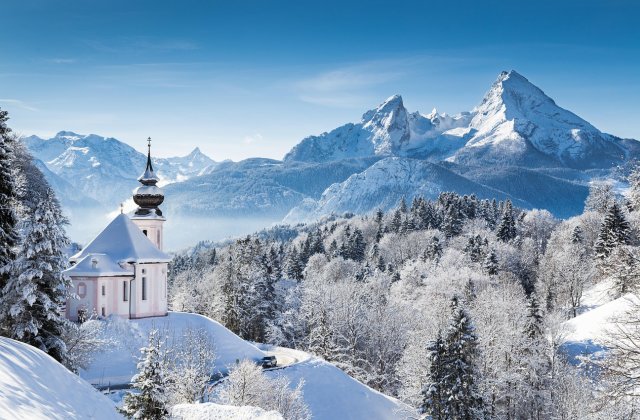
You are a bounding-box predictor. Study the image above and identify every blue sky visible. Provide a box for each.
[1,0,638,160]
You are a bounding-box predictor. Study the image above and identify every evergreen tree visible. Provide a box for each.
[0,187,71,363]
[424,236,443,262]
[422,297,484,419]
[570,225,583,244]
[120,329,168,419]
[421,332,447,417]
[595,202,630,262]
[442,205,463,239]
[483,249,499,276]
[0,108,19,292]
[496,200,517,242]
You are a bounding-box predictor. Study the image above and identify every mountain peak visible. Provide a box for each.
[361,94,405,122]
[55,131,83,139]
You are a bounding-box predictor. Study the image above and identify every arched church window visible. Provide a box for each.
[143,229,148,236]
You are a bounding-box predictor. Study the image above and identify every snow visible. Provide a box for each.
[264,357,414,420]
[71,214,171,264]
[0,337,121,420]
[63,253,134,277]
[171,402,284,419]
[81,312,265,387]
[564,293,639,344]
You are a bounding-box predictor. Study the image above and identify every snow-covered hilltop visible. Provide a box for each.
[0,337,120,419]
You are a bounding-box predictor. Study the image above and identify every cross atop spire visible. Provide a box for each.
[138,136,159,185]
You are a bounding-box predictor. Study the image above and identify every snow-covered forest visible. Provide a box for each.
[170,177,640,418]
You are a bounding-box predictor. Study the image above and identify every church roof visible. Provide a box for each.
[63,253,134,277]
[71,214,171,264]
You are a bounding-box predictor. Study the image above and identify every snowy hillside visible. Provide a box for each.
[23,131,216,207]
[82,312,265,387]
[0,337,120,420]
[264,357,413,419]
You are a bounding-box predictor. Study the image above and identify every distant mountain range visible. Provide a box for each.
[24,70,639,245]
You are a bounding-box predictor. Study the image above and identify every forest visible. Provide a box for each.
[169,177,640,418]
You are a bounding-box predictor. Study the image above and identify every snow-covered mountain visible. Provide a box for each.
[284,157,527,223]
[23,131,216,207]
[24,71,639,245]
[284,95,472,163]
[451,70,634,168]
[285,71,637,169]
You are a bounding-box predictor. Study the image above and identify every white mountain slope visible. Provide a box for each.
[284,95,471,163]
[0,337,120,420]
[23,131,216,206]
[284,157,528,223]
[452,70,632,168]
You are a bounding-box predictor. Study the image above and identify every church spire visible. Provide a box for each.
[133,137,164,216]
[138,137,159,186]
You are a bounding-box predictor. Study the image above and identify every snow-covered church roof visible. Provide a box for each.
[63,253,134,277]
[71,214,171,264]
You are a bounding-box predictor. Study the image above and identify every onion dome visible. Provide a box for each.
[133,137,164,216]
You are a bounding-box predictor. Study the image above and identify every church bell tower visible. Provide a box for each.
[131,137,165,250]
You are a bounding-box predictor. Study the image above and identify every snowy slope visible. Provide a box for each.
[284,157,528,223]
[265,357,413,420]
[0,337,120,420]
[82,312,265,387]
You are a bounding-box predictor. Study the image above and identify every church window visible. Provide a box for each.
[157,231,160,245]
[123,281,128,301]
[101,307,105,317]
[142,268,146,274]
[142,277,147,300]
[101,284,105,296]
[143,229,148,236]
[77,282,86,298]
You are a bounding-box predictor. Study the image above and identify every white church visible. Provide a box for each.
[64,140,170,321]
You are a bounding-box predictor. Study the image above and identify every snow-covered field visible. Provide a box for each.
[0,337,120,419]
[172,402,284,419]
[82,311,265,387]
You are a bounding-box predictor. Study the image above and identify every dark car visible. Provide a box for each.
[259,355,277,368]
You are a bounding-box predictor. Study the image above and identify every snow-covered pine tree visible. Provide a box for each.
[595,202,630,262]
[483,249,499,276]
[496,199,517,242]
[422,297,484,419]
[0,108,19,293]
[120,329,168,419]
[442,205,463,239]
[421,332,447,417]
[0,186,71,363]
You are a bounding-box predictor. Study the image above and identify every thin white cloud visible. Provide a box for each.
[290,56,448,108]
[0,99,38,112]
[46,58,77,64]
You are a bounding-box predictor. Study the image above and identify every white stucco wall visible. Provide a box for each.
[67,262,168,321]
